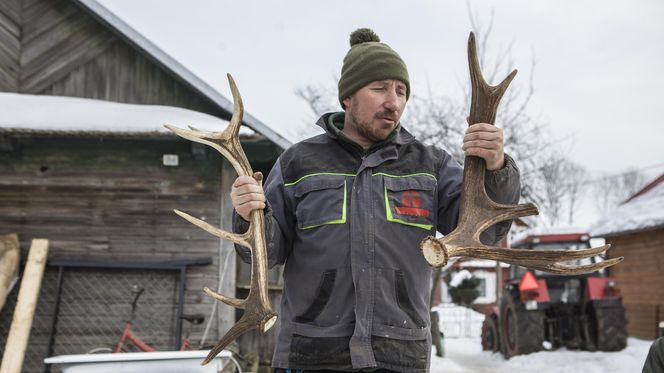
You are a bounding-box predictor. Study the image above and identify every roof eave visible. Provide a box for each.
[0,127,266,141]
[74,0,291,150]
[594,223,664,239]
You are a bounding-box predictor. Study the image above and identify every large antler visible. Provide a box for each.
[165,74,277,365]
[420,33,622,275]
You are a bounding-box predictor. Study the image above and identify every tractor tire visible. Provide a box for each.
[481,315,501,352]
[587,301,627,351]
[500,294,545,358]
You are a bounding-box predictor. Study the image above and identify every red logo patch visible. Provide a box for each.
[395,190,430,217]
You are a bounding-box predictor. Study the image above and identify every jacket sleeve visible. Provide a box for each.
[436,153,521,245]
[435,151,464,236]
[232,159,294,268]
[480,153,521,244]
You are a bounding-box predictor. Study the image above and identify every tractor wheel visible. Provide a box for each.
[481,315,501,352]
[587,301,627,351]
[500,294,545,358]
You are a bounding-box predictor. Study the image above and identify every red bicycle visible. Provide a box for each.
[89,285,204,353]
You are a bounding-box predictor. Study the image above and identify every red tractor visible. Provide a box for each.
[480,229,627,358]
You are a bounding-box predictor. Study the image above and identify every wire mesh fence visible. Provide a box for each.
[434,303,485,338]
[0,266,178,373]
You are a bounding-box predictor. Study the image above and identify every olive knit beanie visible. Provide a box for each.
[338,28,410,108]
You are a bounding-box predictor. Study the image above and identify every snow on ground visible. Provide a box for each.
[430,337,652,373]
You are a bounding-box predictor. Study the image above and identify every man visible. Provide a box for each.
[232,28,520,372]
[643,335,664,373]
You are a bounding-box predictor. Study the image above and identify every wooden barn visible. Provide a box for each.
[0,0,289,371]
[591,173,664,339]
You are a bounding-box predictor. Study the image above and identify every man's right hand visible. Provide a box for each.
[231,172,266,221]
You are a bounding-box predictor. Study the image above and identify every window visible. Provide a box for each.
[476,278,486,297]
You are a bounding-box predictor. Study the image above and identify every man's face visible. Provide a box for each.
[343,79,407,145]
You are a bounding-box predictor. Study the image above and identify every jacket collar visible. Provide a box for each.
[316,112,415,148]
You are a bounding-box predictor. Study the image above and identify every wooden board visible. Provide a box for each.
[0,233,19,311]
[0,239,49,373]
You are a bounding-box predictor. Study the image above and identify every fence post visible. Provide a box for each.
[0,239,49,373]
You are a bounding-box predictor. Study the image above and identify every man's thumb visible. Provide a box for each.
[253,171,263,186]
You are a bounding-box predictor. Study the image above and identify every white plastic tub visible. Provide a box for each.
[44,350,239,373]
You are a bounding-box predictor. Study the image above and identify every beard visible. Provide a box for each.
[348,108,399,144]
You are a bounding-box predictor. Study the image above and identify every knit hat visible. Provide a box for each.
[338,28,410,108]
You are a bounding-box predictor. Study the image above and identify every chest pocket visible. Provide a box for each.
[383,176,436,231]
[293,176,347,230]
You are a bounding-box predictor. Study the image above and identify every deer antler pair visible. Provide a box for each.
[164,75,277,365]
[420,33,622,274]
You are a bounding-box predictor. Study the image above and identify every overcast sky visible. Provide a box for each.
[97,0,664,225]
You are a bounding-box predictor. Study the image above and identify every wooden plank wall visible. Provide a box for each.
[0,0,21,91]
[607,229,664,339]
[0,135,226,346]
[0,0,228,120]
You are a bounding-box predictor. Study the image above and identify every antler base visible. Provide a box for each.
[421,237,449,268]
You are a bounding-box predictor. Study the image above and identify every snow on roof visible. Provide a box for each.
[74,0,290,149]
[510,225,589,246]
[449,270,473,287]
[591,174,664,237]
[0,92,256,137]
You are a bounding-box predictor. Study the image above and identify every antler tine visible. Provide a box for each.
[203,287,246,309]
[173,209,252,249]
[165,74,277,366]
[467,32,517,125]
[510,257,624,275]
[523,256,625,275]
[446,244,612,262]
[201,300,277,366]
[460,196,540,242]
[474,203,539,238]
[421,32,622,276]
[224,73,244,139]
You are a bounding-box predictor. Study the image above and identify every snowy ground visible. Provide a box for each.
[430,337,652,373]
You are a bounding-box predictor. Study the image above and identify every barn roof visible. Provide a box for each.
[591,173,664,237]
[73,0,290,149]
[0,92,255,138]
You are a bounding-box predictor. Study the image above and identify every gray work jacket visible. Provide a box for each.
[234,112,520,372]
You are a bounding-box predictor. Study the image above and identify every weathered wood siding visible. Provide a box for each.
[0,136,221,256]
[0,0,21,91]
[0,0,229,121]
[0,135,224,344]
[606,229,664,339]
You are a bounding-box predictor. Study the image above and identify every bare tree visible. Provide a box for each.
[295,83,338,118]
[592,168,647,216]
[404,91,466,161]
[535,155,587,226]
[292,79,340,140]
[564,162,587,224]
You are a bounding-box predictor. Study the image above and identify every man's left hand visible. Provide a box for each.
[462,123,505,171]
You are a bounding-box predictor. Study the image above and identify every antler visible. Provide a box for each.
[420,33,623,275]
[165,74,277,365]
